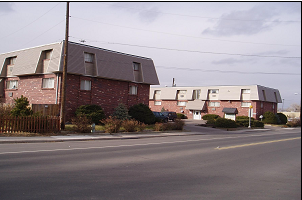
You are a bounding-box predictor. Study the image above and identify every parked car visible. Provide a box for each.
[153,112,168,123]
[162,112,178,121]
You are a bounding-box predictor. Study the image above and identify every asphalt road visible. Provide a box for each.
[0,130,301,200]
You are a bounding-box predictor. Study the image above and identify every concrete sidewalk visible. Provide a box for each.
[0,119,283,144]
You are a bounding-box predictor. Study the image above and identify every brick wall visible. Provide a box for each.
[64,74,150,122]
[2,74,150,122]
[3,74,57,105]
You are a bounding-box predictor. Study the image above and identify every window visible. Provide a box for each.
[10,57,16,65]
[6,80,18,89]
[241,102,251,107]
[129,86,137,95]
[177,101,187,106]
[242,89,250,94]
[193,89,201,99]
[84,53,94,63]
[154,90,161,99]
[154,101,161,106]
[261,102,263,108]
[262,90,267,101]
[208,102,220,107]
[209,89,219,94]
[42,78,54,88]
[80,80,91,90]
[45,50,52,59]
[133,62,140,71]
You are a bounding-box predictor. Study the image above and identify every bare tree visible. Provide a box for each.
[286,103,301,112]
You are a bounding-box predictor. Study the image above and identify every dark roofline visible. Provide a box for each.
[66,40,152,60]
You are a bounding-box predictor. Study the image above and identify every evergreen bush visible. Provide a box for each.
[11,95,33,116]
[214,118,237,128]
[202,114,220,120]
[177,113,187,119]
[128,103,155,124]
[112,103,131,120]
[263,111,278,124]
[75,105,105,125]
[276,113,288,124]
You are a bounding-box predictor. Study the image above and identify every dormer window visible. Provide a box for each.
[133,62,140,71]
[84,53,94,63]
[209,89,219,94]
[10,57,16,65]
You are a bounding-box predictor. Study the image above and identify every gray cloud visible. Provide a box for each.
[109,2,162,23]
[202,4,282,36]
[0,2,14,13]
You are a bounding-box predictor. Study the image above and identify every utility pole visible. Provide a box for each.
[60,2,69,130]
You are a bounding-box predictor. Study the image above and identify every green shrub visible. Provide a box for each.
[72,114,91,133]
[236,116,255,120]
[202,114,220,120]
[112,103,131,120]
[128,103,155,124]
[11,95,33,116]
[101,116,122,133]
[252,120,264,128]
[276,113,287,124]
[215,118,237,128]
[263,111,278,124]
[177,113,187,119]
[75,105,105,125]
[206,119,216,125]
[236,118,254,127]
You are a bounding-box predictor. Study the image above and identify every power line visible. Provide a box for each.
[104,2,301,23]
[156,66,301,76]
[1,2,61,39]
[70,16,300,47]
[21,20,65,47]
[69,37,301,59]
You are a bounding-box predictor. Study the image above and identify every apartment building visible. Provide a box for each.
[0,41,159,121]
[149,85,282,120]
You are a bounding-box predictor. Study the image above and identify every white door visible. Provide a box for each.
[193,110,201,120]
[225,113,236,121]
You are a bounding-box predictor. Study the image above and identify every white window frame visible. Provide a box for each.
[208,102,220,107]
[242,89,251,94]
[154,101,162,106]
[42,78,54,89]
[10,57,16,65]
[129,86,138,95]
[80,80,91,91]
[209,89,219,94]
[241,102,251,107]
[6,80,18,89]
[133,62,140,71]
[193,89,201,99]
[84,53,94,63]
[177,101,187,106]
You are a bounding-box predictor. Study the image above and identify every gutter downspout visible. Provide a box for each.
[55,73,59,104]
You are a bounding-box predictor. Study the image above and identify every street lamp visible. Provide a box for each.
[282,99,285,112]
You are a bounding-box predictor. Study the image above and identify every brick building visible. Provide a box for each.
[149,85,282,120]
[0,41,159,121]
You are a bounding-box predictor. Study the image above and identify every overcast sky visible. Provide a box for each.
[0,2,301,110]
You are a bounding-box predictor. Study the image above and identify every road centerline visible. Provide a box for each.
[217,137,301,150]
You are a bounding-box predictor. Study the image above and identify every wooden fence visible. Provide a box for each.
[0,116,60,133]
[31,104,60,116]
